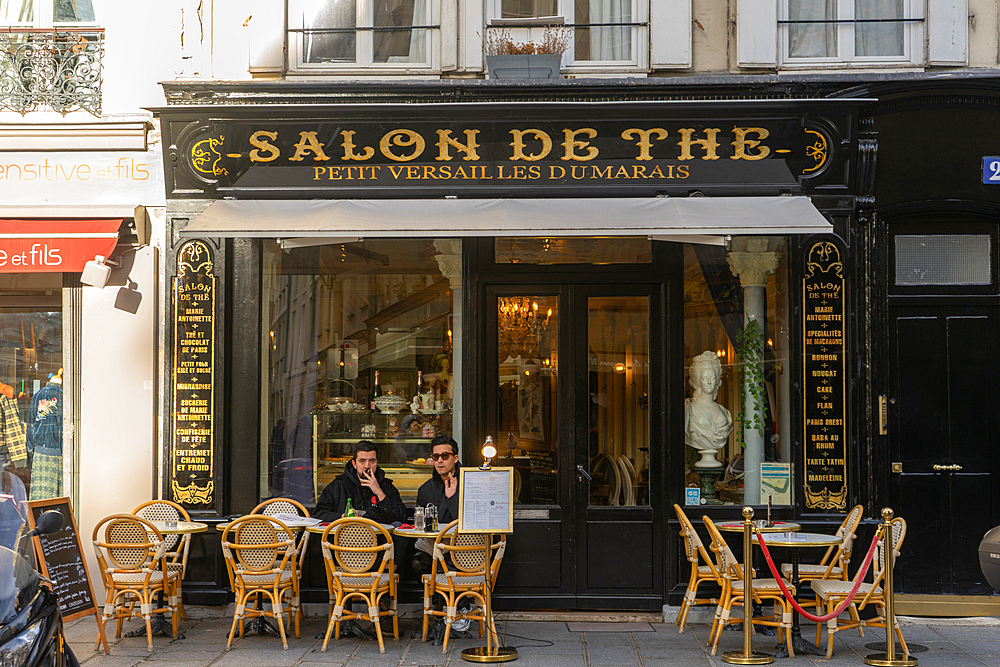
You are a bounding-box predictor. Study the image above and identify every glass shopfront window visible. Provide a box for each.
[261,239,461,506]
[682,240,792,506]
[0,274,65,503]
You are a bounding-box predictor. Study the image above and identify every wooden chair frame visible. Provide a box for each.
[252,497,311,637]
[811,517,911,659]
[319,517,399,654]
[673,504,722,633]
[221,514,299,650]
[92,514,178,651]
[421,520,506,654]
[703,516,796,658]
[132,499,192,621]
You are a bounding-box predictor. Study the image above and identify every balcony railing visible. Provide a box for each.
[0,28,103,116]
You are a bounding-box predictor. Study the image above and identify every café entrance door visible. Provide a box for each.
[481,281,664,609]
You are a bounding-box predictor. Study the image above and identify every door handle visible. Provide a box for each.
[932,464,963,471]
[576,465,593,483]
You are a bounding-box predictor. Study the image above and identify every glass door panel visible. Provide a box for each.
[588,296,649,506]
[497,295,558,505]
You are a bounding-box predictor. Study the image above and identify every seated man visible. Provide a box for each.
[411,434,461,575]
[314,440,407,524]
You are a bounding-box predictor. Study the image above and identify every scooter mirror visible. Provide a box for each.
[29,510,64,537]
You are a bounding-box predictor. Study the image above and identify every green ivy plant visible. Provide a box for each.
[734,318,766,448]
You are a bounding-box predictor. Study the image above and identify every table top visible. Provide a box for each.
[392,526,441,538]
[147,520,208,535]
[716,521,801,533]
[306,522,395,534]
[215,519,310,532]
[758,531,841,547]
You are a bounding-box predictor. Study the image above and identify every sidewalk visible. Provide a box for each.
[64,609,1000,667]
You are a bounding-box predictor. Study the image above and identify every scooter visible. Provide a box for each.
[0,494,79,667]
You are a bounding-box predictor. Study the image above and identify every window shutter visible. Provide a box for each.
[928,0,968,65]
[650,0,691,69]
[441,0,458,71]
[248,0,284,72]
[736,0,776,68]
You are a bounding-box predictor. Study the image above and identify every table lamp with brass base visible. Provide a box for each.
[462,437,518,663]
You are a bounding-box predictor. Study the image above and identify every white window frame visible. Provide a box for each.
[286,0,443,74]
[484,0,649,73]
[0,0,98,27]
[778,0,923,68]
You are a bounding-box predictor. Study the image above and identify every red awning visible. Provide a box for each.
[0,219,122,273]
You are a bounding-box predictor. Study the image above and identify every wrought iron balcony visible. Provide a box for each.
[0,28,103,116]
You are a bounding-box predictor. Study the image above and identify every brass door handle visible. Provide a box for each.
[932,464,963,471]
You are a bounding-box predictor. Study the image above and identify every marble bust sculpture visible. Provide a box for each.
[685,351,733,468]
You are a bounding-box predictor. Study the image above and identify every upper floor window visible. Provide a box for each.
[487,0,647,69]
[287,0,439,71]
[1,0,96,26]
[779,0,921,66]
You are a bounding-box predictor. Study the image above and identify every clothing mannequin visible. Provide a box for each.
[28,368,62,500]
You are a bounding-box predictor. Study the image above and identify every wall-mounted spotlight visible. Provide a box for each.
[81,255,119,288]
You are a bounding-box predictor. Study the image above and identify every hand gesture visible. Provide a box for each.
[444,471,458,498]
[358,467,386,501]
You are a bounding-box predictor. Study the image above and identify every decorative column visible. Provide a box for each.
[434,240,462,445]
[727,236,782,505]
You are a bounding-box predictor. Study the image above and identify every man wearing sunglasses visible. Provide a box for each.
[314,440,407,524]
[410,435,461,574]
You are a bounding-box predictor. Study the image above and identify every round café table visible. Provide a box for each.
[126,520,207,639]
[390,526,441,539]
[216,518,312,531]
[757,531,841,658]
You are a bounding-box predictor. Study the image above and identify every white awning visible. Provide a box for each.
[180,197,831,244]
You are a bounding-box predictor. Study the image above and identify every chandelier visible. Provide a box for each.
[498,297,552,359]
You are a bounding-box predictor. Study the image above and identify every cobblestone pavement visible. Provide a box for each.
[64,611,1000,667]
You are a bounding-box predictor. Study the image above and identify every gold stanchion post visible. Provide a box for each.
[865,508,917,667]
[722,507,774,665]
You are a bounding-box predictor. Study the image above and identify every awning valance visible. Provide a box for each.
[179,196,831,243]
[0,219,121,273]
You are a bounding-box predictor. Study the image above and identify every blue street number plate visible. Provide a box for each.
[984,157,1000,184]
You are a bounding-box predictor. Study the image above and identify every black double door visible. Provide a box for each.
[889,304,1000,594]
[480,280,665,609]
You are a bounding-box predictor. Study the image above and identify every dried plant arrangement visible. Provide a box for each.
[485,26,571,56]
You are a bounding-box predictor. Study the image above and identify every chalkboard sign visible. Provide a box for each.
[27,497,109,653]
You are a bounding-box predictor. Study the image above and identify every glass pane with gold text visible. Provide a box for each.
[588,296,649,506]
[497,295,557,505]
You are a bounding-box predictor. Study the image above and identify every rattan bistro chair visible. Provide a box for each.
[422,520,507,654]
[811,517,911,659]
[673,504,722,633]
[132,499,192,620]
[221,515,299,650]
[703,516,796,658]
[252,497,311,636]
[92,514,179,652]
[319,517,399,654]
[783,504,864,584]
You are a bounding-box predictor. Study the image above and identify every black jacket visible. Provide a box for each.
[314,462,407,524]
[415,461,461,525]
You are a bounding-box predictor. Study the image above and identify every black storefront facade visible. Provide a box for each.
[152,76,999,613]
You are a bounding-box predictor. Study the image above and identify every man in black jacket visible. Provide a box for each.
[314,440,407,524]
[411,434,460,574]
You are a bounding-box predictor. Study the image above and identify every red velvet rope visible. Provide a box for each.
[754,529,881,623]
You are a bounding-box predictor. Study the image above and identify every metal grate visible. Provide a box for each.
[0,29,103,115]
[895,234,992,286]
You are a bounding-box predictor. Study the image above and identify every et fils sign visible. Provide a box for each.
[170,240,216,508]
[0,220,120,273]
[0,151,165,206]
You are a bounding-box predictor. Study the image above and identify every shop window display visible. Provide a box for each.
[261,239,461,506]
[682,240,791,506]
[0,274,65,502]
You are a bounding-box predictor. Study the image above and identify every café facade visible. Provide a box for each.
[152,76,999,612]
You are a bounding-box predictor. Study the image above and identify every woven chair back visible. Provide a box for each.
[331,520,380,572]
[674,504,702,563]
[253,497,311,518]
[103,516,158,570]
[450,532,488,574]
[874,517,907,583]
[838,504,864,557]
[232,517,282,572]
[134,500,189,552]
[702,516,741,581]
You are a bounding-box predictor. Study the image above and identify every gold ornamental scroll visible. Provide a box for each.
[802,241,848,511]
[171,240,216,507]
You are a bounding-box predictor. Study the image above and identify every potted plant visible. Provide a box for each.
[484,26,570,80]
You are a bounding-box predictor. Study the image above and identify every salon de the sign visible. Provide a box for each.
[165,103,858,198]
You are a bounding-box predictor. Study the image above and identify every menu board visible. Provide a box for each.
[458,467,514,534]
[802,240,848,511]
[170,240,216,507]
[27,498,109,653]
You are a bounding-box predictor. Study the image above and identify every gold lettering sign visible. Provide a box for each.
[802,240,848,511]
[171,240,216,507]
